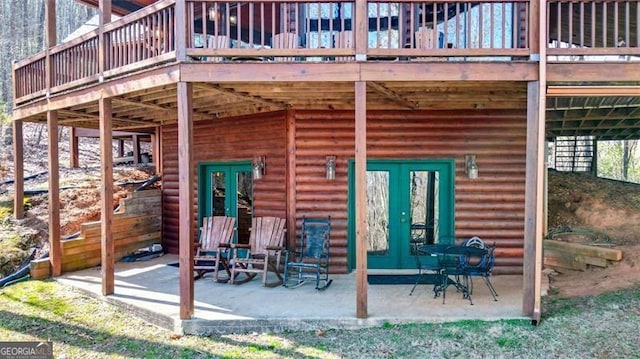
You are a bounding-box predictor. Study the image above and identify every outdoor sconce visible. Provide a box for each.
[326,155,336,180]
[465,154,478,179]
[253,155,265,180]
[208,6,220,21]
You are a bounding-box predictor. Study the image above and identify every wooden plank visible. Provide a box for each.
[63,232,161,256]
[100,96,114,295]
[544,240,622,261]
[543,254,588,271]
[47,111,61,276]
[177,82,194,319]
[547,63,640,83]
[12,120,24,219]
[355,81,367,318]
[30,259,51,280]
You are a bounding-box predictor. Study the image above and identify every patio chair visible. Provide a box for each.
[408,238,443,296]
[462,238,499,301]
[206,35,230,62]
[333,31,353,61]
[283,216,332,290]
[193,216,236,282]
[229,216,286,287]
[271,33,298,62]
[413,26,444,61]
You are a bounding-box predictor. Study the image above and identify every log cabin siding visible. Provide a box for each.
[294,110,527,274]
[161,109,526,274]
[161,111,288,254]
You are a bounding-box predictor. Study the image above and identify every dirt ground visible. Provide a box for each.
[2,126,640,297]
[546,170,640,298]
[0,125,156,274]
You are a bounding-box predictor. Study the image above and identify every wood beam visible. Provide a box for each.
[367,82,418,110]
[70,126,79,167]
[151,129,161,174]
[177,82,194,319]
[547,86,640,97]
[547,63,640,83]
[13,120,24,219]
[286,110,296,250]
[355,0,367,60]
[355,81,367,318]
[45,0,56,95]
[99,96,114,295]
[174,0,187,61]
[195,84,288,109]
[114,96,210,121]
[57,109,155,127]
[47,111,61,276]
[132,134,140,164]
[99,0,112,78]
[113,97,174,112]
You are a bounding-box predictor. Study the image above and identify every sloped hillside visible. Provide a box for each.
[547,170,640,297]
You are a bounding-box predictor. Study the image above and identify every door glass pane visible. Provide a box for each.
[212,171,226,216]
[236,171,253,244]
[410,171,440,251]
[367,171,390,256]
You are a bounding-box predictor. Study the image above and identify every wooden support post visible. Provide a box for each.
[177,82,194,319]
[175,0,187,61]
[47,111,61,277]
[69,127,79,168]
[13,120,24,219]
[286,110,296,249]
[132,134,140,164]
[117,139,125,157]
[153,127,162,174]
[99,0,112,79]
[100,96,114,295]
[355,81,368,318]
[45,0,56,95]
[355,0,368,60]
[526,0,546,324]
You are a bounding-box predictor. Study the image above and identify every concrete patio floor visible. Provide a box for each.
[56,254,527,335]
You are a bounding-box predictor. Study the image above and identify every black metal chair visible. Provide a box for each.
[462,239,499,301]
[409,240,443,296]
[437,246,472,304]
[283,216,332,290]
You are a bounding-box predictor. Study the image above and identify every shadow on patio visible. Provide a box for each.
[57,254,526,335]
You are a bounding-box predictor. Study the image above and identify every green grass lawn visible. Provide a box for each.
[0,280,639,358]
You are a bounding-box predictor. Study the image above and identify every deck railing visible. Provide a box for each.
[547,0,640,60]
[185,0,530,61]
[11,0,638,104]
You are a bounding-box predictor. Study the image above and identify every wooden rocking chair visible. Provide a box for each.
[229,216,286,287]
[271,33,298,62]
[334,30,353,61]
[206,35,230,62]
[193,216,236,282]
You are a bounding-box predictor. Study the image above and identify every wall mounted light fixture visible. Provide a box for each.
[253,155,265,180]
[465,154,478,179]
[208,6,220,21]
[326,155,336,180]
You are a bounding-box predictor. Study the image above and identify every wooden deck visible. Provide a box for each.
[11,0,640,139]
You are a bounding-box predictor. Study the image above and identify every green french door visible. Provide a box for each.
[349,159,455,269]
[198,161,253,244]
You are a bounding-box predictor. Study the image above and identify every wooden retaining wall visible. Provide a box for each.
[30,189,162,279]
